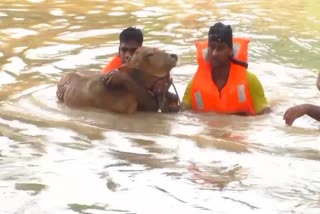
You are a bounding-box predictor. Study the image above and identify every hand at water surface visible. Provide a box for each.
[151,76,181,112]
[152,75,172,96]
[283,104,309,126]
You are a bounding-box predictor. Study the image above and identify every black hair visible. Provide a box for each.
[208,22,233,49]
[119,27,143,45]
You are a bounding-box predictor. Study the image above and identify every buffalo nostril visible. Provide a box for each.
[170,54,178,60]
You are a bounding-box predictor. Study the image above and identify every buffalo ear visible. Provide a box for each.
[145,52,154,58]
[143,48,155,58]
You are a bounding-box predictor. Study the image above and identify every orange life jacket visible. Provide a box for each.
[102,55,122,73]
[190,38,255,115]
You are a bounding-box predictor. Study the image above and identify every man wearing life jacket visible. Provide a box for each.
[102,27,143,73]
[284,72,320,125]
[101,27,180,112]
[181,22,270,115]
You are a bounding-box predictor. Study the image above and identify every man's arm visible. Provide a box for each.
[300,105,320,122]
[284,104,320,126]
[103,70,159,111]
[246,71,271,115]
[283,73,320,126]
[180,80,193,111]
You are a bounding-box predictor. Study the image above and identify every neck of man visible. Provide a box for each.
[211,60,231,91]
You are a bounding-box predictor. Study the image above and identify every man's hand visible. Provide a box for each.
[166,92,180,112]
[150,76,181,112]
[102,70,129,88]
[152,75,172,97]
[283,104,309,126]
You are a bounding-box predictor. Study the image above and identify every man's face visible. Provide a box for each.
[119,41,141,64]
[207,40,233,69]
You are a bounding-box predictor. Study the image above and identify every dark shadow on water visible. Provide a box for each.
[15,183,47,196]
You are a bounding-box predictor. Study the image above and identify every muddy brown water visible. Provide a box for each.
[0,0,320,213]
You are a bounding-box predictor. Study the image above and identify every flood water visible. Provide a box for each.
[0,0,320,213]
